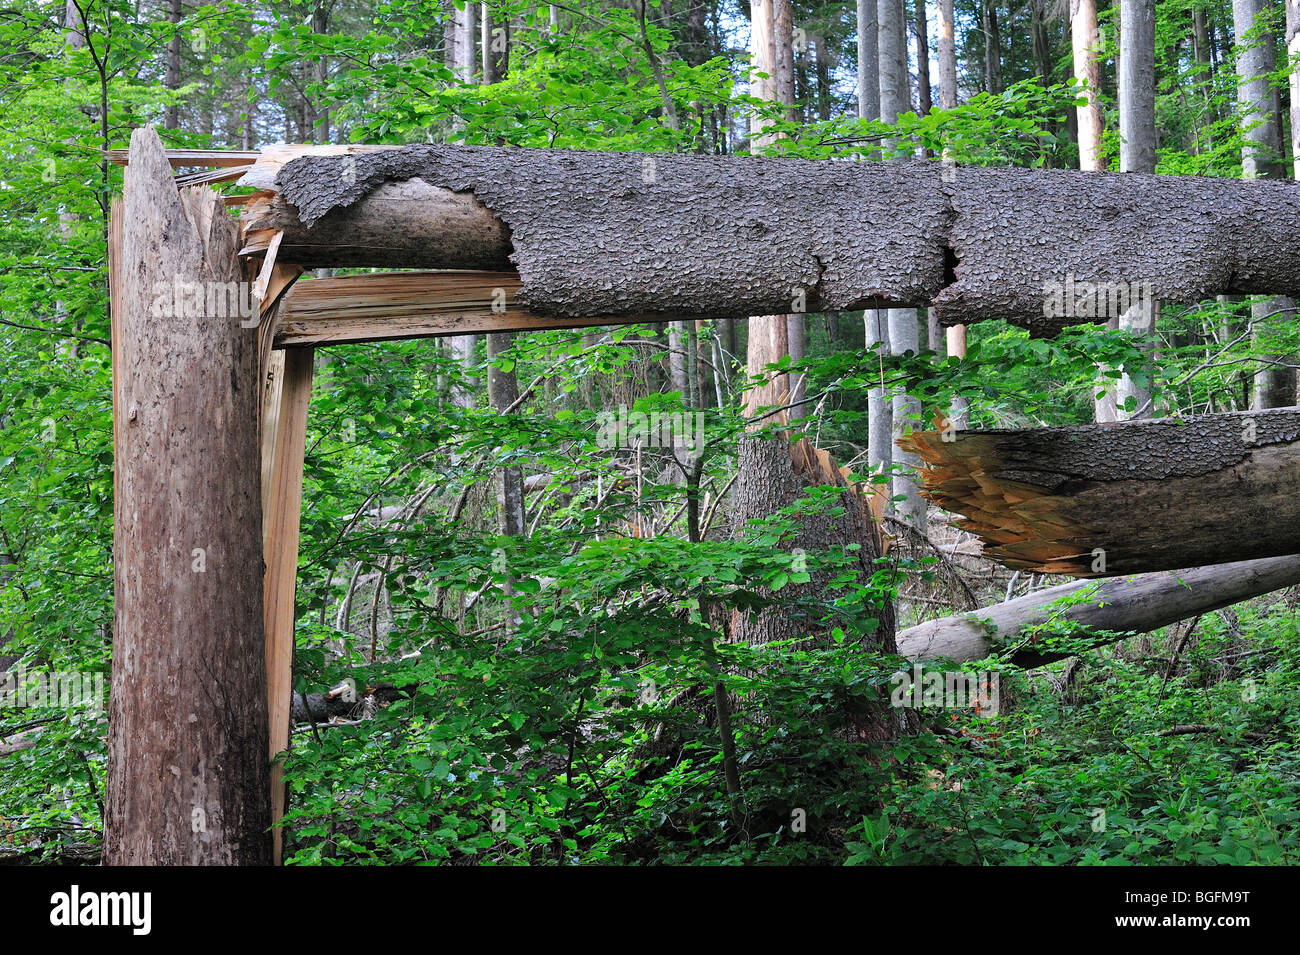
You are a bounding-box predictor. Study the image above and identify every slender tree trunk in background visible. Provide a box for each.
[312,3,329,142]
[669,321,690,397]
[448,4,481,398]
[879,1,925,525]
[862,0,891,482]
[878,0,906,128]
[915,0,932,115]
[1071,0,1105,171]
[937,0,968,430]
[696,321,716,409]
[164,0,182,130]
[945,325,969,428]
[481,3,499,84]
[982,0,1003,94]
[1235,0,1295,408]
[1288,0,1299,179]
[1116,0,1158,420]
[1234,0,1283,180]
[786,313,806,412]
[815,42,833,121]
[865,309,893,479]
[456,0,477,82]
[749,0,776,141]
[774,0,795,119]
[1192,6,1213,150]
[858,0,881,121]
[487,332,525,539]
[1030,0,1054,85]
[1071,0,1113,421]
[1193,8,1210,71]
[889,311,927,525]
[938,0,957,110]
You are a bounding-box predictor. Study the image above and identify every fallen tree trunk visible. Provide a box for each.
[225,144,1300,334]
[898,554,1300,667]
[897,408,1300,575]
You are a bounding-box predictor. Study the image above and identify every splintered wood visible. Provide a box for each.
[898,410,1300,578]
[898,429,1099,575]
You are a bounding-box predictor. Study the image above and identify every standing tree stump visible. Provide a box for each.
[106,127,271,865]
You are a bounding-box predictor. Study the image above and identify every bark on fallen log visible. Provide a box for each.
[897,554,1300,667]
[897,408,1300,576]
[237,144,1300,335]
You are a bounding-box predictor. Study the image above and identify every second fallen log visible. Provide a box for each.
[897,408,1300,576]
[897,554,1300,667]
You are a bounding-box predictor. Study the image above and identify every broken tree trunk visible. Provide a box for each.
[233,144,1300,335]
[107,127,271,865]
[897,408,1300,576]
[898,554,1300,667]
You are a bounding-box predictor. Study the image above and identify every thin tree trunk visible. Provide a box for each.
[915,0,932,115]
[164,0,182,131]
[858,0,881,121]
[937,0,957,110]
[1287,0,1299,179]
[982,0,1003,94]
[1115,0,1157,419]
[1071,0,1105,171]
[1235,0,1293,408]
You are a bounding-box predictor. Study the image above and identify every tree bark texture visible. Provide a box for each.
[264,145,1300,335]
[107,126,271,865]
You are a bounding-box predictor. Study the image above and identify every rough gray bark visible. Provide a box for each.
[900,408,1300,576]
[898,555,1300,666]
[269,146,1300,334]
[108,126,270,865]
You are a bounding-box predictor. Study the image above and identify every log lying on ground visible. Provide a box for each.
[226,144,1300,334]
[898,554,1300,667]
[897,408,1300,576]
